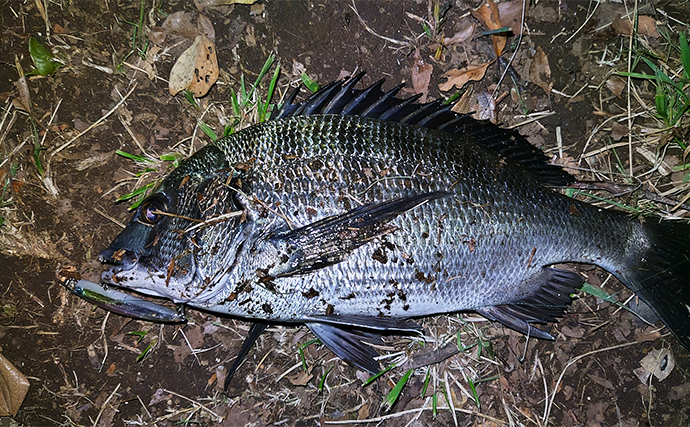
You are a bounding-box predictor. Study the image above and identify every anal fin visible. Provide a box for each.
[476,268,583,340]
[224,322,269,391]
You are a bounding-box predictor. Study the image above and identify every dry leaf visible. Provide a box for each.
[497,1,528,35]
[155,11,215,44]
[438,63,490,92]
[12,76,31,113]
[606,76,626,98]
[443,22,475,45]
[286,370,313,386]
[611,122,629,141]
[612,15,659,38]
[168,35,219,97]
[639,348,675,382]
[411,49,433,103]
[0,353,30,417]
[529,46,552,97]
[475,91,496,122]
[471,0,506,56]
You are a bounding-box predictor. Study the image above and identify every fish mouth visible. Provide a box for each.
[98,247,139,285]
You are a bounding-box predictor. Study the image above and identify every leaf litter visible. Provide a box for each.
[0,0,689,426]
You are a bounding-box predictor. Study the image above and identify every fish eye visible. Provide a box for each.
[139,195,168,224]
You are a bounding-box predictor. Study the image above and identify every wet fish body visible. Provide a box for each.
[96,75,690,375]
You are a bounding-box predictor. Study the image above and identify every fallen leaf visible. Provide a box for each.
[286,370,313,386]
[639,348,674,382]
[0,353,30,417]
[443,22,475,45]
[561,325,584,338]
[529,46,552,98]
[12,76,31,114]
[451,86,475,114]
[168,35,219,97]
[438,62,490,92]
[606,75,626,98]
[215,366,227,392]
[497,1,528,35]
[475,91,496,122]
[611,122,628,141]
[587,374,615,390]
[156,11,215,43]
[612,15,659,38]
[411,49,433,103]
[471,0,506,56]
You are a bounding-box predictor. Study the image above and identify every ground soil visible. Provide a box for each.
[1,1,690,426]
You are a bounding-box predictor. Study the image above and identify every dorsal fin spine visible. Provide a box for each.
[270,73,574,187]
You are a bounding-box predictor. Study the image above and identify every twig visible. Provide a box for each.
[564,0,601,44]
[178,327,202,366]
[93,383,121,427]
[542,341,640,426]
[50,83,137,156]
[493,0,527,96]
[161,388,223,420]
[323,403,506,425]
[350,0,408,46]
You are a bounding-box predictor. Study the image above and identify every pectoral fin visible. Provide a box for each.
[269,191,451,277]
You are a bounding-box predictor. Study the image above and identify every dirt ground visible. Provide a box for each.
[1,0,690,426]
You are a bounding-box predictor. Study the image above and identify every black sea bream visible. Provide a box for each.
[94,74,690,380]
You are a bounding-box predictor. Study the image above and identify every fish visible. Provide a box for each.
[92,73,690,386]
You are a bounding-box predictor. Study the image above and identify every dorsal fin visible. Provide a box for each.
[271,73,574,187]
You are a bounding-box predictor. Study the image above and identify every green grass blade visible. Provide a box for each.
[300,73,320,93]
[116,150,154,163]
[259,64,281,122]
[199,120,218,141]
[580,282,635,315]
[318,365,333,391]
[363,363,395,386]
[385,369,413,408]
[679,32,690,80]
[468,377,480,409]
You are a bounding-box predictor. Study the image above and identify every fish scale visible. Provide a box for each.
[92,75,690,381]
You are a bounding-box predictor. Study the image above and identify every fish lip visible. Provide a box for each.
[98,247,139,268]
[99,247,139,284]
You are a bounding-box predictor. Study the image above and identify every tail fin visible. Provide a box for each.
[620,219,690,349]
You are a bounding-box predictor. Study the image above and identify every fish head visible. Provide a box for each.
[99,147,244,303]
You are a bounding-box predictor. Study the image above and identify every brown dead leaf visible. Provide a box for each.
[443,22,475,45]
[451,86,474,115]
[286,370,313,386]
[611,122,629,141]
[606,75,626,98]
[471,0,506,56]
[0,353,30,417]
[640,348,674,382]
[497,1,528,35]
[169,35,219,97]
[438,62,490,92]
[529,46,552,97]
[154,11,215,44]
[411,49,433,103]
[475,91,496,122]
[612,15,659,38]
